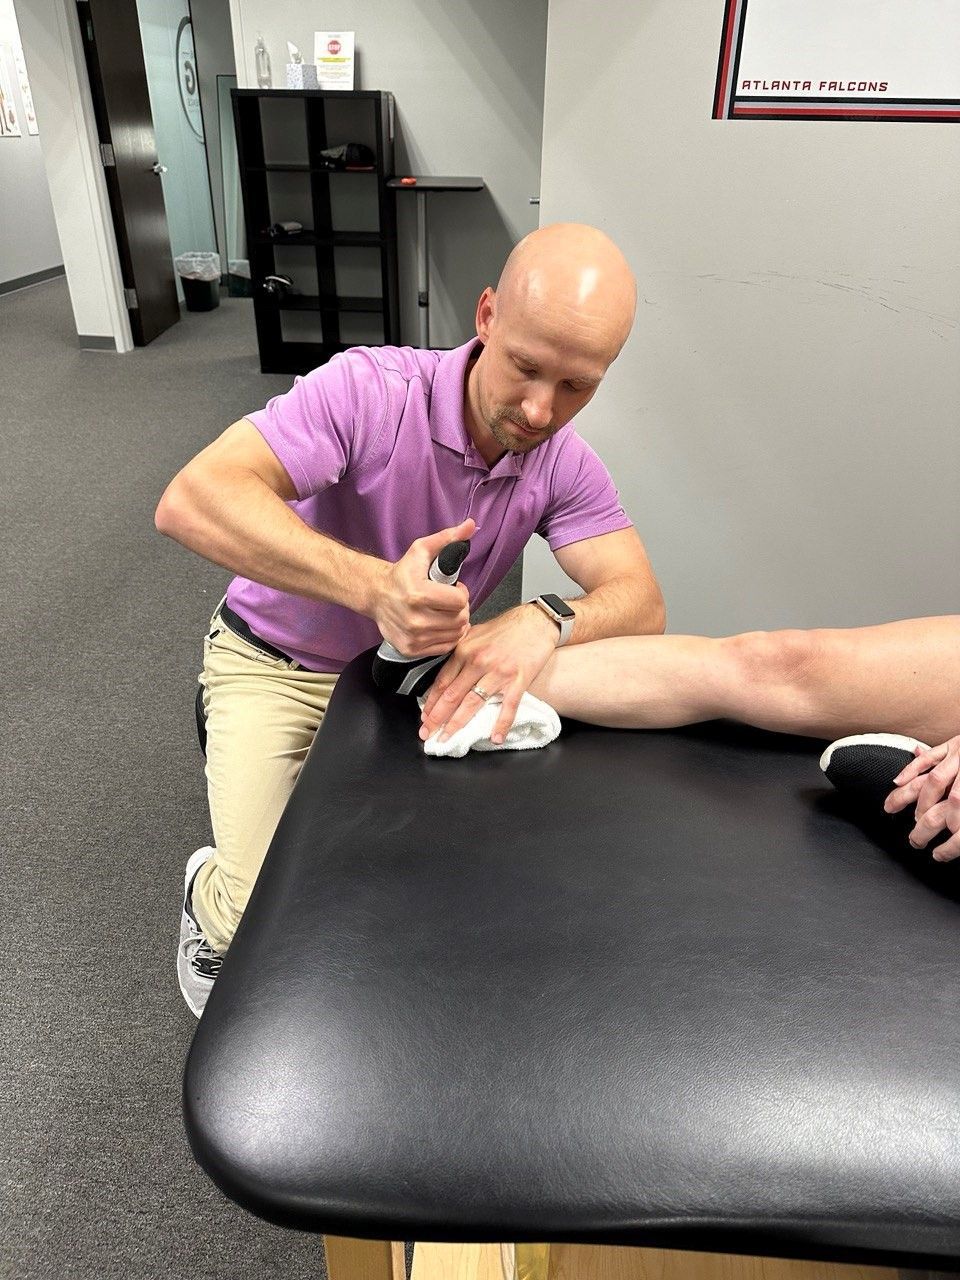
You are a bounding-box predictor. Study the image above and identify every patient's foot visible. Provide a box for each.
[820,732,928,811]
[177,846,223,1018]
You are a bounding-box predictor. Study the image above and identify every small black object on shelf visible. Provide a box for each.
[317,142,376,171]
[265,221,305,238]
[261,274,294,299]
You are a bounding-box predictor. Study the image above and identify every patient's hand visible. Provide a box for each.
[884,735,960,862]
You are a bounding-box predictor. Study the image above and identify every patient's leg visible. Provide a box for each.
[530,615,960,745]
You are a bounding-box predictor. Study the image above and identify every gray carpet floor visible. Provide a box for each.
[0,279,519,1280]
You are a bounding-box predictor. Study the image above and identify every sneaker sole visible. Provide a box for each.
[178,846,216,1018]
[819,732,927,774]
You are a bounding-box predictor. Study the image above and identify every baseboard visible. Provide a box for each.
[0,265,66,296]
[77,334,116,350]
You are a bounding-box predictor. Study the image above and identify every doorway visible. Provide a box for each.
[76,0,236,344]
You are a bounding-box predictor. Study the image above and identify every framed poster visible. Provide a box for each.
[714,0,960,121]
[13,42,38,135]
[0,44,22,137]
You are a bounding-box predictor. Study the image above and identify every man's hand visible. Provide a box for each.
[418,605,559,745]
[884,735,960,862]
[374,520,475,658]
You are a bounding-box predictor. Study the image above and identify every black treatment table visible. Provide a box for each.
[183,653,960,1275]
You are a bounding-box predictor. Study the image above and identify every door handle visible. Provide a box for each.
[152,162,168,175]
[262,274,293,298]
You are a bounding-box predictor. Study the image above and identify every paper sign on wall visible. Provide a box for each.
[13,43,38,135]
[314,31,355,90]
[0,45,22,137]
[714,0,960,121]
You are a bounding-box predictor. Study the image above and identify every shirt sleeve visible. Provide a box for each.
[536,432,633,551]
[244,348,389,500]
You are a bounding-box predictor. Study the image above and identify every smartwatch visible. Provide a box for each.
[531,593,575,646]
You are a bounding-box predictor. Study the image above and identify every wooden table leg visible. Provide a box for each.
[324,1236,406,1280]
[515,1244,556,1280]
[532,1244,898,1280]
[410,1242,505,1280]
[408,1244,898,1280]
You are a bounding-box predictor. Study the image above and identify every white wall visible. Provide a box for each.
[228,0,547,347]
[526,0,960,633]
[0,0,61,286]
[13,0,130,348]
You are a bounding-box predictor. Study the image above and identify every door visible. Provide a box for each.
[77,0,180,345]
[137,1,220,293]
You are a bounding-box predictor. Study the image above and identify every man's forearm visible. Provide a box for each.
[155,464,385,615]
[558,573,666,645]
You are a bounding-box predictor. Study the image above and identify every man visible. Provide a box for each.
[155,222,665,1015]
[525,615,960,860]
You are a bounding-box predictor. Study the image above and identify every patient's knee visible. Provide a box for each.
[723,628,824,697]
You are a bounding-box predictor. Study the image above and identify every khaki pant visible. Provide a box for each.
[191,603,338,953]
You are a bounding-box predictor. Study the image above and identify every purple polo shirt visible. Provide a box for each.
[226,340,631,671]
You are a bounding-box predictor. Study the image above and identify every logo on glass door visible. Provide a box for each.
[176,17,204,141]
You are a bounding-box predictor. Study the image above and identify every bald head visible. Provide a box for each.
[465,224,636,463]
[494,223,637,361]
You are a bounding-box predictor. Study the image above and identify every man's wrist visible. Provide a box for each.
[527,593,575,646]
[339,550,390,619]
[523,600,559,644]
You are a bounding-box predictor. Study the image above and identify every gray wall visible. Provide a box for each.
[525,0,960,634]
[0,0,61,287]
[229,0,547,347]
[191,0,235,266]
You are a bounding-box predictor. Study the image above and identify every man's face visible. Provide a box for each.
[473,289,613,455]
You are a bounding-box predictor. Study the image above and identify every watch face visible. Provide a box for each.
[540,593,575,620]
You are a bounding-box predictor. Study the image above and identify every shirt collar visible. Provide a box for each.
[429,339,524,477]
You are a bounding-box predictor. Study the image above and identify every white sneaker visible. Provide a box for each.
[819,733,928,807]
[177,846,223,1018]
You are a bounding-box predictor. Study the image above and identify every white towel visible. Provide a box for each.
[420,692,561,758]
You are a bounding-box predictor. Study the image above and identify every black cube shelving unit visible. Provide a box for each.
[232,89,400,375]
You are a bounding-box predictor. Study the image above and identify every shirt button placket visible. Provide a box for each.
[465,476,488,521]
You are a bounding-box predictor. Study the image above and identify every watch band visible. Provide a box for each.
[531,594,575,647]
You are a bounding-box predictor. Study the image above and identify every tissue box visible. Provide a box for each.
[286,63,319,89]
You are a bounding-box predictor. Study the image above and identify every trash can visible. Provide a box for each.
[174,252,221,311]
[227,258,253,298]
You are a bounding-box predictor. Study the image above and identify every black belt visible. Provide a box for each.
[219,602,297,664]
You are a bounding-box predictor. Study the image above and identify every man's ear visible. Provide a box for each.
[475,287,496,341]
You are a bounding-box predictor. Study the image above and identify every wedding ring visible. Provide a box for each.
[471,684,492,701]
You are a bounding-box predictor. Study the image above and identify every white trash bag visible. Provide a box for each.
[174,251,221,282]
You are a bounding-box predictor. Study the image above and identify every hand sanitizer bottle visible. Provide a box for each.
[254,36,272,88]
